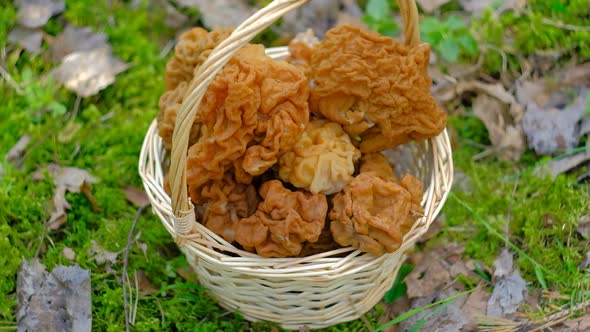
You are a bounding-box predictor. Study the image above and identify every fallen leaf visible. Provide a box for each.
[5,134,31,164]
[399,289,469,332]
[62,247,76,260]
[8,27,43,54]
[487,249,527,317]
[406,244,474,298]
[556,62,590,87]
[458,81,524,119]
[164,3,189,29]
[88,240,119,265]
[35,164,99,230]
[472,94,526,161]
[577,213,590,239]
[559,314,590,332]
[16,0,65,28]
[53,47,129,97]
[122,186,150,208]
[81,181,100,212]
[459,0,492,13]
[417,0,451,13]
[579,252,590,270]
[135,270,159,296]
[579,117,590,137]
[50,25,110,62]
[17,259,91,332]
[462,287,491,330]
[275,0,341,38]
[522,90,587,155]
[536,149,590,178]
[177,0,254,29]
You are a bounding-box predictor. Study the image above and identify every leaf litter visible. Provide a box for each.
[8,27,43,54]
[486,248,527,317]
[5,134,31,166]
[10,0,65,54]
[32,163,99,230]
[15,0,65,28]
[393,244,489,330]
[17,258,91,332]
[52,47,129,97]
[176,0,255,29]
[49,25,110,62]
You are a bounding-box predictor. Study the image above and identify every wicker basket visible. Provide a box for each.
[138,0,453,329]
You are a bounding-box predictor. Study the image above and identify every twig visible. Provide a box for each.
[539,16,590,31]
[69,95,82,120]
[505,175,520,241]
[122,205,147,332]
[0,64,23,95]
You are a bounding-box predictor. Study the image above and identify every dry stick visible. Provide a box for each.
[122,205,147,332]
[0,64,23,95]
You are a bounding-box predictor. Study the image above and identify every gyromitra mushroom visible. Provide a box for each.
[310,24,446,153]
[199,173,259,243]
[157,82,201,151]
[359,153,397,181]
[299,222,341,257]
[235,180,328,258]
[165,27,233,91]
[186,44,309,203]
[287,29,319,78]
[278,119,361,195]
[329,171,424,256]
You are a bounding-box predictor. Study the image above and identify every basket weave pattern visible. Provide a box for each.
[139,0,454,329]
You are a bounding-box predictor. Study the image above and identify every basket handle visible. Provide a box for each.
[168,0,421,235]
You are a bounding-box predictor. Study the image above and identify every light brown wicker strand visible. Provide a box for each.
[168,0,421,233]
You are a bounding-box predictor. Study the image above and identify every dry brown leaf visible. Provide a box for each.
[579,252,590,270]
[400,289,469,332]
[487,249,527,317]
[577,213,590,240]
[53,47,129,97]
[560,314,590,331]
[88,240,119,265]
[5,134,31,164]
[462,287,491,330]
[275,0,341,38]
[16,0,65,28]
[134,270,159,296]
[406,244,474,298]
[62,247,76,260]
[556,62,590,87]
[537,149,590,178]
[459,0,492,13]
[472,94,526,161]
[50,25,110,62]
[164,4,188,29]
[177,0,254,29]
[579,117,590,137]
[417,0,451,13]
[522,90,587,155]
[122,186,150,208]
[35,164,99,230]
[8,27,43,54]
